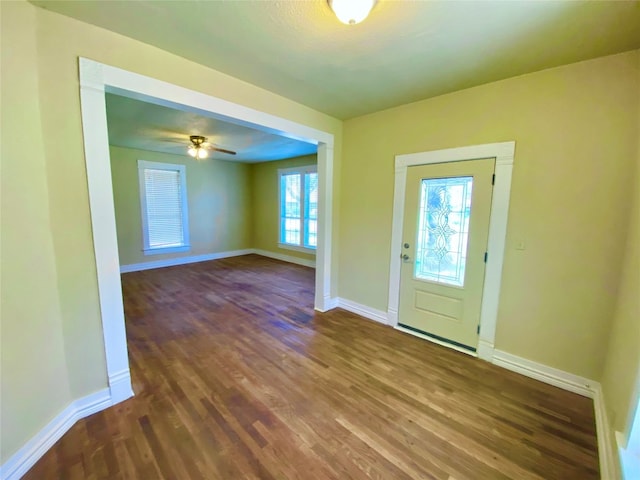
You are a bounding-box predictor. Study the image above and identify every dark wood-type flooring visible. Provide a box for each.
[24,254,599,479]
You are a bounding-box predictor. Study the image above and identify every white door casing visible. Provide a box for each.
[388,142,515,361]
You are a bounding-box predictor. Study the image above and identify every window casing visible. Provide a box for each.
[278,165,317,252]
[138,160,190,255]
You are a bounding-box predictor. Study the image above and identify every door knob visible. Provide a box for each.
[402,254,410,261]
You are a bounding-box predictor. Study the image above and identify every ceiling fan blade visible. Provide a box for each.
[152,134,185,144]
[211,147,237,155]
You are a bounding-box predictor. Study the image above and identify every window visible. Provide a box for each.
[414,176,473,287]
[279,165,317,251]
[138,160,190,255]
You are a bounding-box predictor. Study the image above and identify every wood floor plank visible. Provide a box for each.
[23,254,599,479]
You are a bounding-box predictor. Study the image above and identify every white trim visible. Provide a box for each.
[477,339,495,360]
[120,248,317,273]
[253,248,316,268]
[323,297,340,310]
[79,60,131,400]
[592,385,618,480]
[1,388,111,480]
[277,243,316,255]
[315,143,334,312]
[492,349,594,397]
[336,297,390,325]
[388,141,515,361]
[120,249,254,273]
[491,350,616,479]
[107,369,134,404]
[78,57,335,408]
[277,164,318,252]
[102,62,334,146]
[143,245,191,256]
[278,164,317,175]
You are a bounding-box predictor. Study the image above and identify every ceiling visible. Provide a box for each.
[30,1,640,120]
[105,93,317,162]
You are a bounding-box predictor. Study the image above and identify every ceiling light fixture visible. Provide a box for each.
[187,135,208,159]
[328,0,377,25]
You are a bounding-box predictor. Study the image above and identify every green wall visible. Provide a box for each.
[110,146,252,266]
[0,0,74,463]
[251,154,318,263]
[601,65,640,443]
[340,51,639,380]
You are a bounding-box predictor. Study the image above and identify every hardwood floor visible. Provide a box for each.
[24,254,599,479]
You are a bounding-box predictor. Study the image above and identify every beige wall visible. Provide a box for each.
[601,57,640,440]
[0,1,73,463]
[251,154,318,262]
[340,51,640,379]
[0,0,341,464]
[110,146,251,266]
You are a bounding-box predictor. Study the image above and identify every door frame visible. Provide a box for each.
[387,142,515,361]
[78,58,335,404]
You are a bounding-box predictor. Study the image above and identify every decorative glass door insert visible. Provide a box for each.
[414,177,473,287]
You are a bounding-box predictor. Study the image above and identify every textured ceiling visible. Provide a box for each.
[105,94,317,162]
[32,1,640,119]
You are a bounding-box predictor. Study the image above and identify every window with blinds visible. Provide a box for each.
[278,165,317,251]
[138,160,190,255]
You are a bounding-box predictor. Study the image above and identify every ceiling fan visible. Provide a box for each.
[187,135,236,159]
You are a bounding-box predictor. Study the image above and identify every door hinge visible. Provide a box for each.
[492,174,495,185]
[477,325,480,334]
[484,251,488,263]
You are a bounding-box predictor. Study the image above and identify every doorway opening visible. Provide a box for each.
[78,58,335,404]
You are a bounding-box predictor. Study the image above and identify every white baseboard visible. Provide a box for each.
[592,384,618,480]
[387,308,398,326]
[317,297,339,312]
[108,369,134,404]
[1,388,112,480]
[477,339,495,361]
[491,350,617,480]
[336,297,389,325]
[492,350,595,398]
[252,249,316,268]
[120,249,254,273]
[120,248,316,273]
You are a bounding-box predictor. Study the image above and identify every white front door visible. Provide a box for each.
[398,158,495,351]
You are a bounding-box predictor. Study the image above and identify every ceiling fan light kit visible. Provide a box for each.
[328,0,377,25]
[188,135,208,159]
[186,134,236,159]
[188,144,208,159]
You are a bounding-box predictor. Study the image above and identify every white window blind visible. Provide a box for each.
[138,160,190,255]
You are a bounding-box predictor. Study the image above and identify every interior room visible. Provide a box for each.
[2,1,639,479]
[105,92,320,272]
